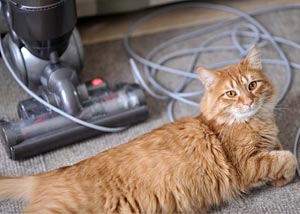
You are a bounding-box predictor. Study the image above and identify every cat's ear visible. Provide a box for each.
[244,45,262,70]
[197,67,218,90]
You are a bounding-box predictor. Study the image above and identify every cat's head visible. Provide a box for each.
[197,45,276,125]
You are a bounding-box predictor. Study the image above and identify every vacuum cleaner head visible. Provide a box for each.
[0,82,148,160]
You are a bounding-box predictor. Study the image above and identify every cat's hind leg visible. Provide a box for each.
[24,199,78,214]
[23,183,98,214]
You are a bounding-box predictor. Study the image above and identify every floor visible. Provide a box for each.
[77,0,300,44]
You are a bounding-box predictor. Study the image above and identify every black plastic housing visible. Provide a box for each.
[6,0,76,59]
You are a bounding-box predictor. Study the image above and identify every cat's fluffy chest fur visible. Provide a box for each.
[207,114,281,189]
[215,114,279,150]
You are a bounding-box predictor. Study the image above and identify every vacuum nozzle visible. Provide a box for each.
[0,83,148,160]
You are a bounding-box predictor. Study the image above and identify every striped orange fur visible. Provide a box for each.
[0,45,296,214]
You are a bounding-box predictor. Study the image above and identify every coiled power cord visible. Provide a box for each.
[124,3,300,175]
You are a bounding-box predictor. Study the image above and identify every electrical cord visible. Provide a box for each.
[124,3,300,175]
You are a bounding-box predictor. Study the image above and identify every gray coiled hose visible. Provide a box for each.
[124,3,300,175]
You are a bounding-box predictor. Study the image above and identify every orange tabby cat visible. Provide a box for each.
[0,45,297,214]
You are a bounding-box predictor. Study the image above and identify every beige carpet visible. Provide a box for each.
[1,5,300,214]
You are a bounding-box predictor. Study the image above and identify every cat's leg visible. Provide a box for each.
[24,198,93,214]
[24,203,78,214]
[269,151,297,187]
[243,150,296,188]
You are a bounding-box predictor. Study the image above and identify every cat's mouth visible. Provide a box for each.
[232,101,263,121]
[235,108,259,119]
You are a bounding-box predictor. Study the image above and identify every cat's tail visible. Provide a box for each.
[0,176,37,201]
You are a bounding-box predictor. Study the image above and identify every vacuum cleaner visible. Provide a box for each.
[0,0,149,160]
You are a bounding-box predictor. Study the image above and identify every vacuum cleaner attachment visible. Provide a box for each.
[1,82,148,160]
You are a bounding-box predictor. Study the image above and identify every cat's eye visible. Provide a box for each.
[248,81,257,91]
[225,90,237,98]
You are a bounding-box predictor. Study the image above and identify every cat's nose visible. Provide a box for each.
[244,98,253,107]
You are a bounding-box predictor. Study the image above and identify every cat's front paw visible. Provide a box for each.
[272,176,293,187]
[271,151,297,187]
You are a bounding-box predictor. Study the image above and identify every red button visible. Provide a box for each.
[91,78,104,86]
